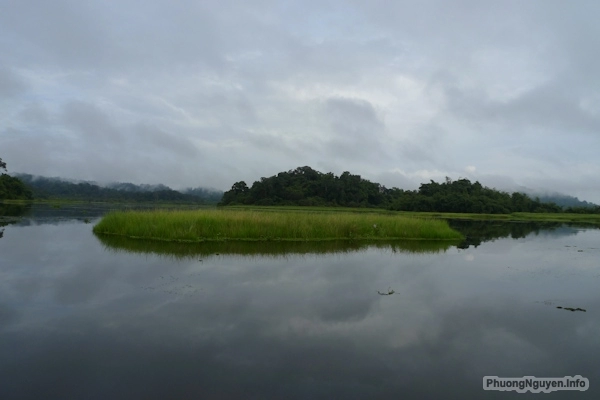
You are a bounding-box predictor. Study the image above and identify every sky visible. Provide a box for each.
[1,0,600,202]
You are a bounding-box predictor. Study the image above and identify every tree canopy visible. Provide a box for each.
[0,158,33,200]
[219,166,567,214]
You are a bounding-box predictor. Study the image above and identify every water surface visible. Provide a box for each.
[1,205,599,399]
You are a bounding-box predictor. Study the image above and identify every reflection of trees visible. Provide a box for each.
[0,220,20,239]
[0,202,31,217]
[448,220,577,248]
[1,203,27,238]
[95,234,454,258]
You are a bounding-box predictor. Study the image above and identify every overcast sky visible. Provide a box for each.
[1,0,599,202]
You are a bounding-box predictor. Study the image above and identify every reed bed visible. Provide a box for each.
[93,209,463,242]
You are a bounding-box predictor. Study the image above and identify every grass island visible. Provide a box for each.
[92,208,464,242]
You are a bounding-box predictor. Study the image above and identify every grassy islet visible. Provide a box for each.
[93,209,463,242]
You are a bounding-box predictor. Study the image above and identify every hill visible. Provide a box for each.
[219,166,574,214]
[533,193,598,209]
[16,174,223,204]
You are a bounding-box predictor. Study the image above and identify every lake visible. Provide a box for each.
[1,204,598,399]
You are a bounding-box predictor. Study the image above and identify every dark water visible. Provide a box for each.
[1,204,599,399]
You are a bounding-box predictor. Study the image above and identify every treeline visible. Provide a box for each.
[219,166,587,214]
[563,204,600,214]
[0,158,33,200]
[16,174,222,204]
[0,175,33,200]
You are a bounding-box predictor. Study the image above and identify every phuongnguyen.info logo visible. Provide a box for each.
[483,376,589,393]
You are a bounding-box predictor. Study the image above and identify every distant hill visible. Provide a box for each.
[219,166,574,214]
[181,187,224,203]
[106,182,171,192]
[532,193,598,209]
[16,174,223,204]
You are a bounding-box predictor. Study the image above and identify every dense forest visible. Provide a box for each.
[4,161,599,214]
[16,174,222,204]
[219,166,600,214]
[0,158,33,200]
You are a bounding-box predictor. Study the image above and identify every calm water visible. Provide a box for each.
[1,205,599,399]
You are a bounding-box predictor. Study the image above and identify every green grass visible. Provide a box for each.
[395,211,600,225]
[93,209,463,242]
[224,205,392,214]
[510,212,600,224]
[224,205,600,225]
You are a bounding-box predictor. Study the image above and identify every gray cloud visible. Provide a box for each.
[17,102,52,125]
[323,97,388,162]
[1,0,599,202]
[61,101,123,142]
[0,67,27,98]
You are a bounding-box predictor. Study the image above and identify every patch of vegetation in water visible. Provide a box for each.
[93,209,464,242]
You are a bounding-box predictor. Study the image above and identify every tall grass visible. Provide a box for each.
[228,206,600,226]
[93,209,463,242]
[398,211,600,225]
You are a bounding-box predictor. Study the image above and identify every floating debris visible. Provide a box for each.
[377,287,395,296]
[556,306,586,312]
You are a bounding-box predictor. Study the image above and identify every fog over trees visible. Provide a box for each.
[220,166,599,214]
[15,174,222,204]
[3,159,598,213]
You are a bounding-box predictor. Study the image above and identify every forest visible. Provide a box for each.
[219,166,600,214]
[0,158,33,200]
[3,159,599,214]
[15,174,222,204]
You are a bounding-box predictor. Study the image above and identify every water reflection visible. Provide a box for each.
[0,201,31,217]
[2,212,600,399]
[95,219,598,258]
[0,201,207,226]
[1,221,599,399]
[449,220,589,248]
[0,202,30,236]
[96,234,456,258]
